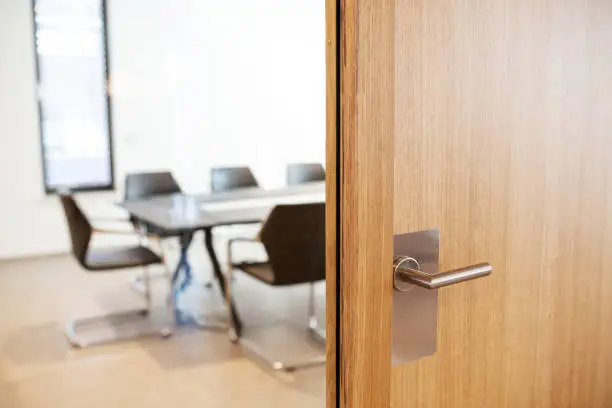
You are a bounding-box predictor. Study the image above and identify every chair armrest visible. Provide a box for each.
[228,237,260,244]
[92,227,161,242]
[227,237,265,266]
[89,216,135,232]
[89,215,131,223]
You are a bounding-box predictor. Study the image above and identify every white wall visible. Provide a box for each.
[0,0,325,259]
[109,0,326,191]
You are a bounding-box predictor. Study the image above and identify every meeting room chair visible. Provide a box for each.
[58,191,173,348]
[124,171,182,230]
[210,166,259,192]
[286,163,326,186]
[226,202,325,372]
[124,171,182,201]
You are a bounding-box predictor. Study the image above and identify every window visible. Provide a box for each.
[33,0,114,192]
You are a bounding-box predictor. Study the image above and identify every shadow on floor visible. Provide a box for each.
[139,329,241,370]
[1,322,71,366]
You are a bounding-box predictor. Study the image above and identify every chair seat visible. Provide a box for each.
[85,246,162,271]
[234,262,276,285]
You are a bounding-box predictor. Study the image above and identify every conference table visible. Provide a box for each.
[119,182,325,336]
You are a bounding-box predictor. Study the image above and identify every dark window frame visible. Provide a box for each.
[32,0,116,194]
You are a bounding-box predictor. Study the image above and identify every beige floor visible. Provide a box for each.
[0,238,326,408]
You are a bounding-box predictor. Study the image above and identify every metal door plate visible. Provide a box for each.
[392,229,439,366]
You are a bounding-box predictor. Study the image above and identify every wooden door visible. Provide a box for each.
[325,0,612,407]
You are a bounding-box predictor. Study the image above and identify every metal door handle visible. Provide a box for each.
[393,256,492,290]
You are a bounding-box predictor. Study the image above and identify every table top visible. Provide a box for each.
[118,182,325,233]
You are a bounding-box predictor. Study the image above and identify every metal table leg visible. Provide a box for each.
[203,228,243,336]
[170,232,194,325]
[169,231,226,331]
[171,232,194,292]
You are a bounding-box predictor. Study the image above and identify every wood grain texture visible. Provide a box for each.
[391,0,612,407]
[325,0,338,406]
[329,0,396,407]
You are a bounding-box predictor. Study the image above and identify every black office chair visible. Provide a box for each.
[58,192,172,348]
[125,171,182,200]
[287,163,326,186]
[124,171,182,233]
[210,166,259,192]
[226,202,325,372]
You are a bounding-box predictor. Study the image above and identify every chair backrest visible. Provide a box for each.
[58,192,92,266]
[210,166,259,192]
[259,202,325,286]
[124,171,182,201]
[287,163,326,186]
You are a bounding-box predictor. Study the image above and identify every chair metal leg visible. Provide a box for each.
[237,337,326,373]
[227,247,239,342]
[130,269,170,295]
[307,282,326,343]
[130,228,170,295]
[143,265,152,310]
[189,260,227,332]
[226,267,325,372]
[65,309,172,349]
[66,265,173,349]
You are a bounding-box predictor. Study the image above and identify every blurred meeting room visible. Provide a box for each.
[0,0,326,407]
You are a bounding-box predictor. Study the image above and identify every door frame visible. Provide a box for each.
[326,1,396,407]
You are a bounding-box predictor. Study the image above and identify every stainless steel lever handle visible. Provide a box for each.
[393,256,492,290]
